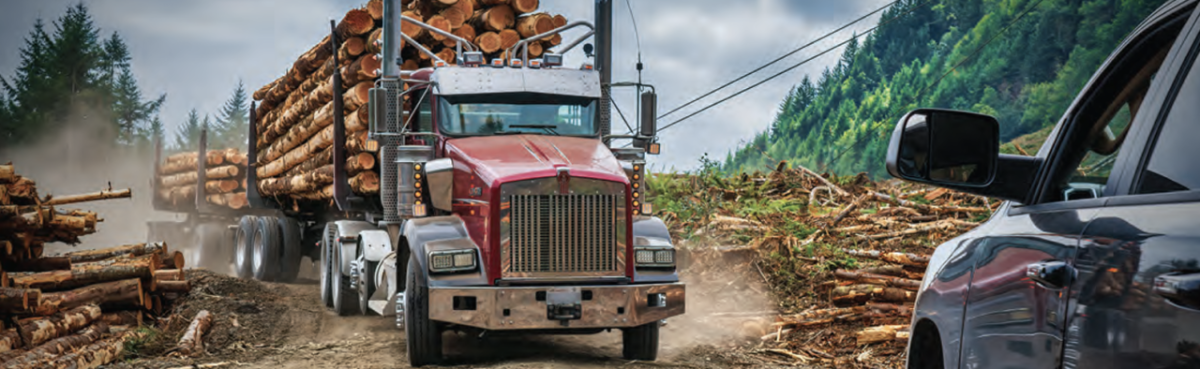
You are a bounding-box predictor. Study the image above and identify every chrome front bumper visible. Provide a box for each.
[428,283,685,330]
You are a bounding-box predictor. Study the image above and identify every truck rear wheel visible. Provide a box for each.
[405,254,442,366]
[252,216,281,281]
[622,322,660,361]
[331,237,358,316]
[234,216,258,279]
[276,217,303,283]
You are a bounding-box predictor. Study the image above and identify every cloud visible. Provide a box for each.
[0,0,890,171]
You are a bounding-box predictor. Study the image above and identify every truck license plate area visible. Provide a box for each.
[545,287,582,322]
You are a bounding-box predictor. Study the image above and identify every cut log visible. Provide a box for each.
[46,330,135,369]
[259,105,329,167]
[42,188,132,206]
[159,165,240,188]
[204,180,239,194]
[0,164,14,184]
[448,23,477,48]
[551,13,566,28]
[15,304,101,349]
[293,185,335,201]
[402,11,426,39]
[471,5,514,32]
[205,193,227,207]
[435,48,456,65]
[427,15,452,41]
[855,325,909,345]
[440,6,468,30]
[284,145,334,179]
[366,28,383,55]
[32,279,141,316]
[0,328,18,353]
[865,302,913,316]
[161,251,185,269]
[60,242,165,264]
[350,171,381,194]
[0,322,108,369]
[253,76,283,101]
[0,287,38,313]
[5,177,37,203]
[516,13,552,38]
[431,0,459,6]
[257,122,338,178]
[347,153,377,176]
[840,249,930,267]
[479,0,509,5]
[228,192,248,209]
[344,81,373,112]
[830,284,916,306]
[498,29,520,50]
[162,151,224,172]
[337,37,366,64]
[157,280,191,293]
[154,269,185,282]
[11,254,159,292]
[511,0,538,14]
[452,0,477,16]
[527,41,543,58]
[98,310,141,326]
[259,165,336,196]
[346,104,371,132]
[857,265,907,278]
[776,306,867,327]
[834,269,921,291]
[341,53,381,87]
[475,31,502,53]
[174,310,212,357]
[367,0,383,20]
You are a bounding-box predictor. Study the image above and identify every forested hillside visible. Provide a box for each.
[723,0,1167,177]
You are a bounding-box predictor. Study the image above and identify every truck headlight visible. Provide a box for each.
[429,249,477,273]
[634,248,675,268]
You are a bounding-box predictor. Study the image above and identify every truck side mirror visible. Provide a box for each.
[886,109,998,187]
[639,91,657,138]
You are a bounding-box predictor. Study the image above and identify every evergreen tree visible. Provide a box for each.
[107,32,165,145]
[0,19,55,146]
[50,3,101,98]
[173,109,203,151]
[213,81,249,148]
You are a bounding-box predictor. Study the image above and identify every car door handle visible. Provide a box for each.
[1154,272,1200,309]
[1026,261,1076,289]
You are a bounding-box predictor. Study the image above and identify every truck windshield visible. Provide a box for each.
[438,94,597,136]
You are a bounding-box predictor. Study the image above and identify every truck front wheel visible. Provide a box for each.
[405,254,441,366]
[622,322,660,361]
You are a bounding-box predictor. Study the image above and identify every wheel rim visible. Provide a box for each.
[252,227,265,275]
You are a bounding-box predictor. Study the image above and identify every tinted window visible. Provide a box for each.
[1138,47,1200,194]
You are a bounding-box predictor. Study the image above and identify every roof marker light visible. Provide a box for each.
[529,59,542,68]
[581,62,594,70]
[491,58,506,68]
[509,59,523,68]
[434,60,447,68]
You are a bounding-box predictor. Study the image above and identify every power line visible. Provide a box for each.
[657,0,935,133]
[656,0,900,120]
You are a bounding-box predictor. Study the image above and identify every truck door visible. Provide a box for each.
[1069,6,1200,368]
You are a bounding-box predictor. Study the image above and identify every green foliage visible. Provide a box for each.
[211,81,249,149]
[122,326,159,358]
[724,0,1167,178]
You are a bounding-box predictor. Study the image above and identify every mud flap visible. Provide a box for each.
[368,252,398,316]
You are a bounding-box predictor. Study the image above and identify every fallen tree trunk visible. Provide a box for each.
[11,254,159,291]
[834,269,921,291]
[839,249,929,268]
[42,188,132,206]
[33,279,142,316]
[830,284,916,306]
[855,325,909,345]
[174,310,212,357]
[0,322,108,369]
[60,242,165,264]
[15,304,102,349]
[46,330,136,369]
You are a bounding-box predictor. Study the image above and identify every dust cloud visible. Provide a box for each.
[0,104,179,255]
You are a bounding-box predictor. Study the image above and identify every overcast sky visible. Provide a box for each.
[0,0,890,171]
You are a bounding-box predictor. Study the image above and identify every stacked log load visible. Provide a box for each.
[0,163,193,367]
[251,0,566,204]
[155,148,249,210]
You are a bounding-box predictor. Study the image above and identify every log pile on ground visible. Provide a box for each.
[154,148,249,210]
[650,161,999,367]
[251,0,569,206]
[0,163,198,367]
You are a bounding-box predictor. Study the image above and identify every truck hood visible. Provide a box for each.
[445,135,628,186]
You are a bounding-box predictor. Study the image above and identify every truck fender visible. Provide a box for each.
[401,215,489,287]
[329,220,376,277]
[632,216,680,283]
[357,229,392,262]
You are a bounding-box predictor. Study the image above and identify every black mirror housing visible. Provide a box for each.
[640,91,657,138]
[886,108,1040,203]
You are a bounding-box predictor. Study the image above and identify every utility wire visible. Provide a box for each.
[656,0,901,120]
[658,0,934,133]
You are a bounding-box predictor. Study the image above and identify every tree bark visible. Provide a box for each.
[776,306,867,327]
[347,153,377,176]
[346,104,370,133]
[41,189,132,207]
[839,249,929,267]
[156,280,191,293]
[11,254,159,292]
[367,0,383,20]
[61,243,165,264]
[204,180,239,195]
[46,330,133,369]
[0,322,108,369]
[344,81,373,112]
[259,165,337,196]
[0,328,18,353]
[498,29,520,50]
[15,304,101,349]
[293,185,335,201]
[0,164,15,184]
[154,269,185,282]
[161,251,185,270]
[342,53,381,87]
[440,6,468,30]
[162,151,224,173]
[516,13,551,38]
[830,284,916,306]
[471,5,514,32]
[175,310,212,357]
[5,177,38,204]
[159,165,240,188]
[833,269,921,291]
[0,287,39,313]
[855,325,909,345]
[351,171,381,194]
[98,310,141,326]
[34,279,142,316]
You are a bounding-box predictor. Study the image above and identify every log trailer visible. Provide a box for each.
[158,0,687,365]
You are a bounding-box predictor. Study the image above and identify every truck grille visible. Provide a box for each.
[507,194,618,274]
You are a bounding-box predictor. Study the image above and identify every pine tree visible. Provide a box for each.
[0,19,55,146]
[173,109,203,151]
[51,2,101,98]
[213,81,249,148]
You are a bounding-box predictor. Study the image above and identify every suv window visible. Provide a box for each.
[1042,19,1185,204]
[1138,42,1200,194]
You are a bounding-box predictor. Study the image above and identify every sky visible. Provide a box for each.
[0,0,891,171]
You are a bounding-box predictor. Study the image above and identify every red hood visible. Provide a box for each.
[445,135,627,185]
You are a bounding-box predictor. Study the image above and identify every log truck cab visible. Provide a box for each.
[333,1,685,365]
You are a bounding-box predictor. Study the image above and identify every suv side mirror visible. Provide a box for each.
[886,109,998,187]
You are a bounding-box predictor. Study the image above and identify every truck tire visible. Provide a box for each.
[276,217,303,283]
[331,237,358,316]
[405,253,442,366]
[234,216,258,279]
[192,223,228,272]
[252,216,282,281]
[621,322,659,361]
[320,223,336,308]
